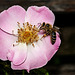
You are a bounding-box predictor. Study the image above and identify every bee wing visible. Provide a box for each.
[54,26,61,34]
[54,26,60,30]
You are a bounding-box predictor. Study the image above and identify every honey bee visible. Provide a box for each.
[39,22,60,45]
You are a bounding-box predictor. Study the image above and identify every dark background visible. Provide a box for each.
[0,0,75,75]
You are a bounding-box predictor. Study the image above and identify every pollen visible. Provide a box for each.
[16,22,39,46]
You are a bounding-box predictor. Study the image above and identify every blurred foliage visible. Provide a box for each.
[0,60,49,75]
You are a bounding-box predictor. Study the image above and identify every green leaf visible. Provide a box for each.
[30,68,49,75]
[45,72,49,75]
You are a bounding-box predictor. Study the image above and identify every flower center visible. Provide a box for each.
[14,22,39,47]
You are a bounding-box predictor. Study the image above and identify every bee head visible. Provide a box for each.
[45,24,50,28]
[40,22,45,30]
[45,24,52,29]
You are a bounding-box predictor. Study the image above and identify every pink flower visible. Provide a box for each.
[0,5,61,72]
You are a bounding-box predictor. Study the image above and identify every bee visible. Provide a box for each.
[39,22,60,45]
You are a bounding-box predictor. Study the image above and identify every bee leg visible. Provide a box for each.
[40,34,47,40]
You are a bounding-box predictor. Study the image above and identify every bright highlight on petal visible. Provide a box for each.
[0,5,61,72]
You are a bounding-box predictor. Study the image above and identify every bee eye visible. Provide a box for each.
[42,22,45,26]
[46,24,50,27]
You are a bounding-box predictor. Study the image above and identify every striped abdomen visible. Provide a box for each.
[51,31,56,45]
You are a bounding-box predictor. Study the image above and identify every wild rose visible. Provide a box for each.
[0,5,61,72]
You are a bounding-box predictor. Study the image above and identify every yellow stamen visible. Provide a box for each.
[14,22,39,47]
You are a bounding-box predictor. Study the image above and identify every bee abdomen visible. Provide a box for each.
[51,31,56,45]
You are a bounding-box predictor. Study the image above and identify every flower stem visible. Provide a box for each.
[22,70,25,75]
[2,69,8,75]
[5,72,8,75]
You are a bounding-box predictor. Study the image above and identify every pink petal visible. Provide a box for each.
[25,6,55,26]
[11,41,48,72]
[43,33,61,61]
[10,33,61,72]
[7,43,27,65]
[11,62,25,70]
[0,29,17,60]
[0,5,26,34]
[24,43,48,71]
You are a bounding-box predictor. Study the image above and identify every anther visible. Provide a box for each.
[12,30,14,34]
[17,22,21,28]
[13,43,19,47]
[27,22,29,26]
[40,34,46,40]
[36,40,38,42]
[23,23,25,28]
[23,23,25,25]
[32,43,35,47]
[26,43,28,46]
[12,30,18,37]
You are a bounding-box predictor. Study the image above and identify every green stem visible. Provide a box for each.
[2,69,8,75]
[5,72,8,75]
[23,70,25,75]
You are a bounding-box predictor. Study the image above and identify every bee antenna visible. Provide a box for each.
[37,23,41,29]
